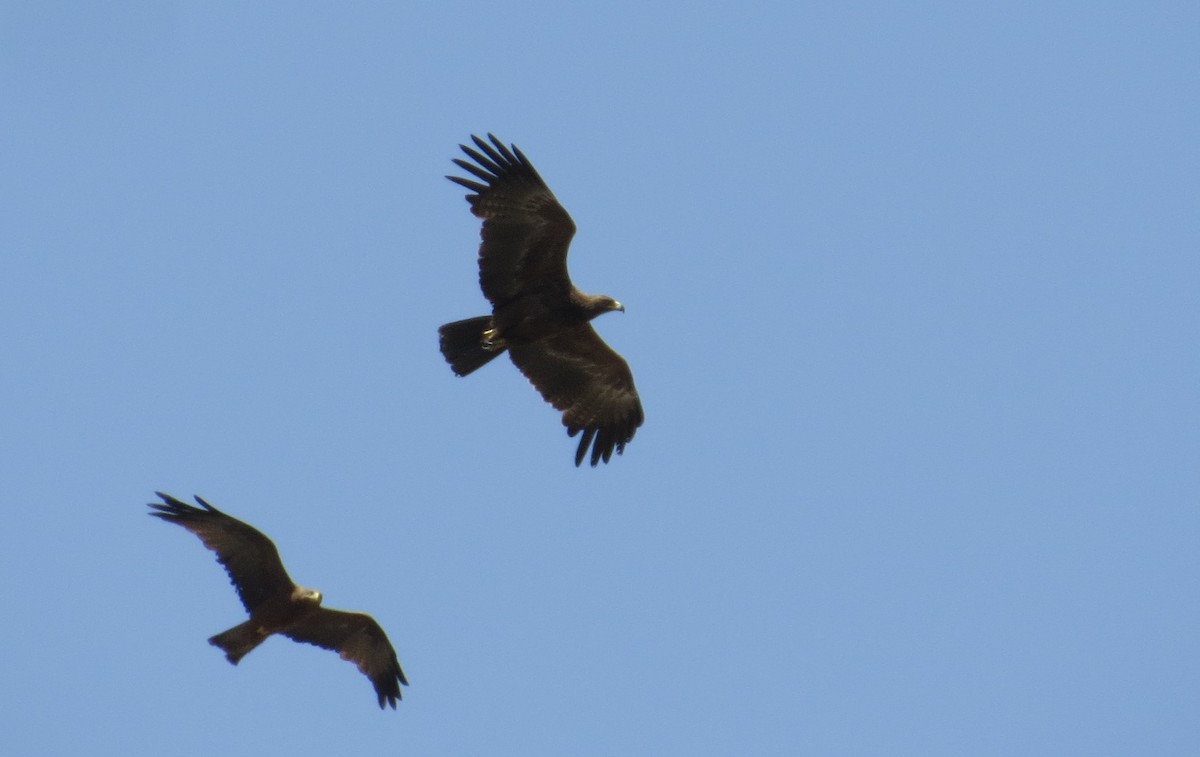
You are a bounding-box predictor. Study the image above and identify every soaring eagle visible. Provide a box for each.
[439,134,644,466]
[148,492,408,709]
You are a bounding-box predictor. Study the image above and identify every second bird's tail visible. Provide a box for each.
[209,620,267,665]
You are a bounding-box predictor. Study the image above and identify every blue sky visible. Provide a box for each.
[1,1,1197,754]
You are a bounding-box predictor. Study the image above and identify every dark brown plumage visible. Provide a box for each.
[439,134,644,466]
[148,492,408,709]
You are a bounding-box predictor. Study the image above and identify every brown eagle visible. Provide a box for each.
[148,492,408,709]
[439,134,644,466]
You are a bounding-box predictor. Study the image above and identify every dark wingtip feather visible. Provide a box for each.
[473,133,503,162]
[148,491,219,516]
[192,495,220,513]
[573,428,596,467]
[450,133,549,199]
[511,144,535,171]
[374,667,406,710]
[454,150,502,180]
[461,142,505,176]
[484,134,520,165]
[148,491,191,517]
[446,174,489,195]
[566,424,636,467]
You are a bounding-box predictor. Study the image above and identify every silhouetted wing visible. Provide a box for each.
[447,134,576,308]
[508,326,644,466]
[149,493,295,613]
[283,608,408,709]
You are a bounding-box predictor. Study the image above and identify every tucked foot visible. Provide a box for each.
[482,328,507,351]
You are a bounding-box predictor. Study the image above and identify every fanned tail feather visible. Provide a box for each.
[208,620,266,665]
[438,316,505,377]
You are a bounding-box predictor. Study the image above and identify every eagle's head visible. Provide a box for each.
[581,294,625,321]
[292,586,323,606]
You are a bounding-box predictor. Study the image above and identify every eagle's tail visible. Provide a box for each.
[438,316,506,377]
[209,621,267,665]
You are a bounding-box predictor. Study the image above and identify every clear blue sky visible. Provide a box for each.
[1,2,1196,755]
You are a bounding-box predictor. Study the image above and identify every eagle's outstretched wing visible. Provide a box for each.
[284,608,409,709]
[148,492,295,612]
[448,133,577,309]
[509,327,643,466]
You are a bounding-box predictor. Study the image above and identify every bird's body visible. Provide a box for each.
[149,492,408,709]
[440,134,644,466]
[206,584,322,664]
